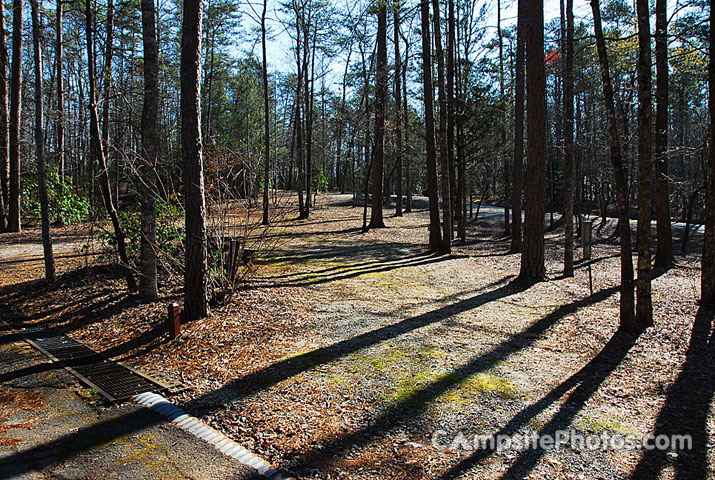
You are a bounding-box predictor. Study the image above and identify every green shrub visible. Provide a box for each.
[21,170,89,225]
[100,198,185,271]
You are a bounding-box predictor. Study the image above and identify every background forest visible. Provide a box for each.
[0,0,714,478]
[0,0,712,315]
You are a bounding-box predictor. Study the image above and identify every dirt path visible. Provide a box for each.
[197,194,707,480]
[0,194,711,480]
[0,225,104,288]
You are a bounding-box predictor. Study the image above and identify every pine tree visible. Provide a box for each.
[420,0,442,252]
[182,0,209,320]
[635,0,654,327]
[139,0,160,300]
[519,0,547,281]
[702,1,715,306]
[591,0,636,329]
[31,0,55,281]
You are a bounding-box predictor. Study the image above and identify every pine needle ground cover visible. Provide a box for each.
[0,193,709,480]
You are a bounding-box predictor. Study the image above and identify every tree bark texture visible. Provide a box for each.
[702,2,715,306]
[420,0,442,252]
[369,0,387,229]
[635,0,654,328]
[498,0,510,237]
[56,0,65,184]
[181,0,209,320]
[519,0,546,281]
[563,0,575,277]
[0,0,8,232]
[653,0,673,268]
[431,0,451,253]
[140,0,160,300]
[86,0,137,292]
[31,0,55,281]
[591,0,635,328]
[261,0,270,225]
[7,0,22,232]
[393,5,403,218]
[510,0,525,254]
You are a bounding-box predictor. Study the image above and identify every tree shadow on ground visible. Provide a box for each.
[0,251,103,267]
[0,280,626,480]
[248,241,465,289]
[0,292,129,348]
[435,328,638,479]
[629,306,714,480]
[189,279,530,410]
[255,225,385,242]
[0,320,170,384]
[0,290,136,348]
[267,241,419,265]
[263,254,452,289]
[0,266,173,381]
[274,214,364,228]
[282,285,622,474]
[0,265,123,307]
[0,274,532,479]
[256,250,429,280]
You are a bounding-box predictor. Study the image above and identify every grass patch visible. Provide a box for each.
[300,272,323,282]
[439,373,518,406]
[383,370,435,404]
[358,271,389,280]
[117,433,165,468]
[576,415,628,435]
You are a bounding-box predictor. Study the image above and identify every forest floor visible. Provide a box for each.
[0,193,712,480]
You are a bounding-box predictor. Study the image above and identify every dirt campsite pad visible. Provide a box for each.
[0,193,712,479]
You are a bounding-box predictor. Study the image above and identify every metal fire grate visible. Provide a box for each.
[10,325,167,402]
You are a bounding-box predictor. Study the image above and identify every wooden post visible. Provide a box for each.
[168,303,181,338]
[582,219,592,260]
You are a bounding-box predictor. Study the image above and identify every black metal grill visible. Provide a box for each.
[14,326,163,402]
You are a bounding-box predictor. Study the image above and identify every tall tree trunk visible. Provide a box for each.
[431,0,451,253]
[204,19,215,142]
[591,0,635,328]
[420,0,442,252]
[56,0,64,184]
[510,0,525,253]
[86,0,136,292]
[261,0,270,225]
[393,4,403,218]
[449,0,463,241]
[297,91,305,214]
[101,0,114,166]
[358,39,372,217]
[7,0,21,232]
[337,44,352,194]
[635,0,654,328]
[294,12,305,216]
[287,100,296,191]
[0,0,8,232]
[139,0,159,300]
[702,1,715,306]
[563,0,575,277]
[368,0,387,229]
[403,36,412,214]
[31,0,55,281]
[519,0,546,280]
[302,20,315,217]
[498,0,509,237]
[181,0,208,319]
[653,0,673,268]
